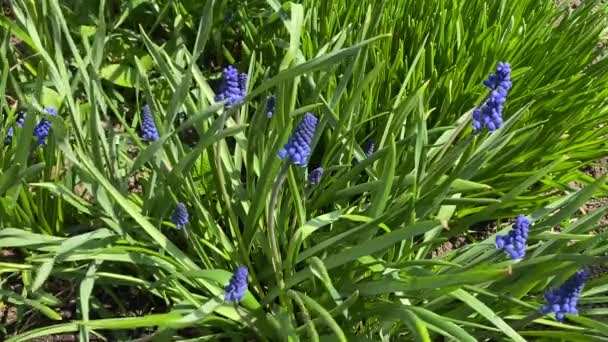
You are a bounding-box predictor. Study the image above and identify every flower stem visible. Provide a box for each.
[267,162,290,290]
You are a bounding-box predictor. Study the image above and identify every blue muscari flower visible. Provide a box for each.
[4,127,14,146]
[308,167,324,185]
[266,95,276,118]
[541,269,589,321]
[364,139,375,157]
[495,214,530,260]
[224,265,248,302]
[4,113,26,146]
[239,72,248,98]
[278,113,318,167]
[140,104,159,142]
[33,106,57,147]
[472,62,512,132]
[215,65,247,107]
[170,202,189,229]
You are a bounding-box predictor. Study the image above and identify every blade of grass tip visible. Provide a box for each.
[402,309,432,342]
[450,289,526,342]
[404,306,477,342]
[79,261,99,342]
[162,69,192,133]
[31,259,54,293]
[309,257,347,318]
[295,291,347,342]
[192,0,214,61]
[368,135,396,218]
[279,3,303,69]
[288,290,320,342]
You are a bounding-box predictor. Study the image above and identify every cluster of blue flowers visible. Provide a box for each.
[495,214,530,260]
[140,104,159,142]
[33,106,58,147]
[364,139,375,157]
[472,62,512,132]
[215,65,248,107]
[5,106,58,147]
[4,113,26,145]
[541,269,589,321]
[171,203,189,229]
[266,95,276,118]
[278,113,318,167]
[225,265,248,302]
[308,167,324,185]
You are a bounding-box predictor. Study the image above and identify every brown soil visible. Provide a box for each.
[1,269,167,341]
[432,236,466,257]
[580,157,608,227]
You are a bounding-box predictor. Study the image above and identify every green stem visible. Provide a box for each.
[267,162,291,290]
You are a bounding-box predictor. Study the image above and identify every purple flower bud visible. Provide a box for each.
[225,266,248,302]
[266,95,276,118]
[215,65,247,107]
[33,107,57,147]
[278,113,318,167]
[541,269,589,321]
[472,62,512,133]
[140,104,159,142]
[495,214,530,260]
[170,202,189,229]
[308,167,324,185]
[364,139,375,157]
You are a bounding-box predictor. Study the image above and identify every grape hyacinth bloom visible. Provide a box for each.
[140,104,159,142]
[472,62,512,132]
[4,127,14,146]
[215,65,248,107]
[495,214,530,260]
[541,269,589,321]
[266,95,276,118]
[364,139,375,157]
[33,106,58,147]
[170,203,189,229]
[4,113,26,145]
[278,113,318,167]
[224,265,248,302]
[308,167,324,185]
[239,72,248,98]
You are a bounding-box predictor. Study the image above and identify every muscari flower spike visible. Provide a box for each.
[495,214,530,260]
[33,106,57,147]
[215,65,248,107]
[4,113,26,146]
[171,202,189,229]
[308,167,324,185]
[364,139,375,157]
[224,265,248,302]
[541,269,589,321]
[266,95,276,118]
[278,113,318,167]
[472,62,512,132]
[140,104,159,142]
